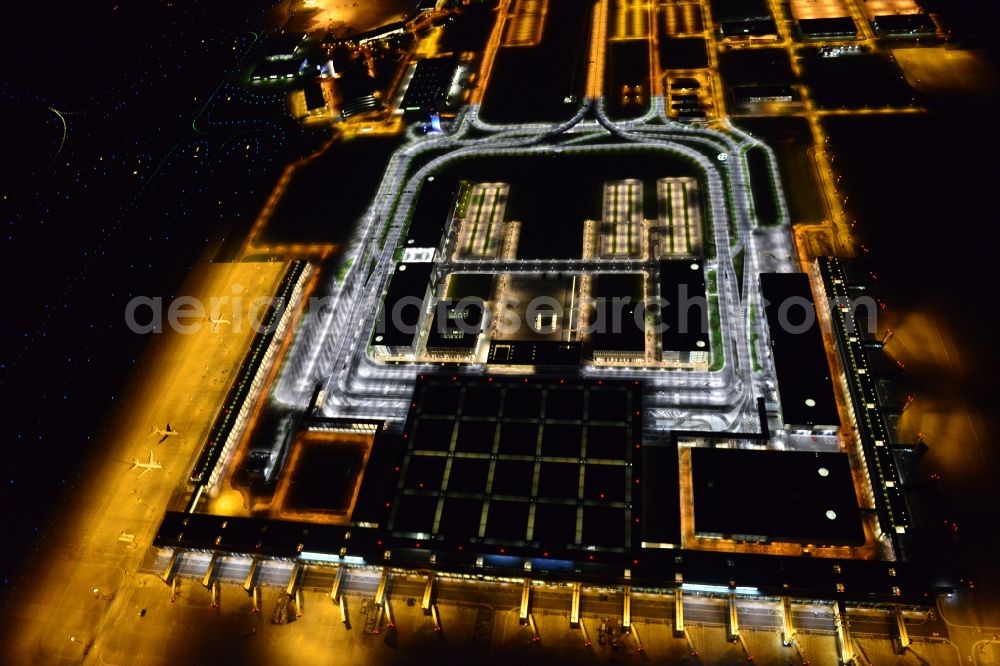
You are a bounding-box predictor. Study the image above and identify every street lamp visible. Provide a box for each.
[69,636,91,655]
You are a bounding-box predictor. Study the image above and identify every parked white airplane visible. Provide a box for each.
[208,315,231,331]
[152,423,179,444]
[130,451,163,478]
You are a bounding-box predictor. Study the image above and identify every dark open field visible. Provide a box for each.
[261,135,404,245]
[605,39,651,120]
[800,50,918,109]
[735,116,824,223]
[480,0,594,123]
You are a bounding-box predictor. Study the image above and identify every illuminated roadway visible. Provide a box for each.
[273,93,793,437]
[152,551,949,641]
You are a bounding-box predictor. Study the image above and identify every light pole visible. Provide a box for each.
[136,494,154,513]
[69,635,91,655]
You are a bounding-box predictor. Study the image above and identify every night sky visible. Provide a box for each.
[0,0,326,585]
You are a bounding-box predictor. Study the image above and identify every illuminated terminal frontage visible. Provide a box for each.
[157,376,932,602]
[152,114,952,613]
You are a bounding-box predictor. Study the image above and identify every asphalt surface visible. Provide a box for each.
[156,550,950,639]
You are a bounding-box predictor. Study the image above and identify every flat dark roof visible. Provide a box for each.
[594,272,643,299]
[487,340,582,366]
[353,430,406,525]
[733,84,797,103]
[712,0,771,23]
[389,375,643,557]
[691,448,865,545]
[672,101,702,111]
[371,262,433,349]
[872,13,936,36]
[426,299,484,352]
[592,302,645,354]
[406,175,457,249]
[445,273,494,300]
[591,273,645,355]
[760,272,839,428]
[658,260,709,353]
[303,82,326,111]
[339,62,377,99]
[641,443,681,546]
[797,16,858,38]
[720,18,777,37]
[338,63,382,117]
[400,56,458,111]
